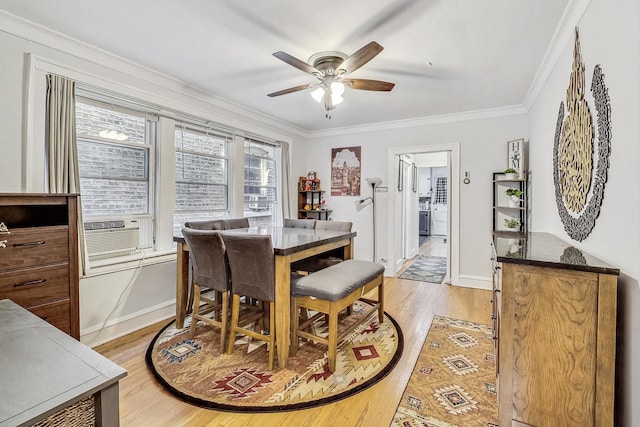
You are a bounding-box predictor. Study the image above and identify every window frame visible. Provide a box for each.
[173,122,232,234]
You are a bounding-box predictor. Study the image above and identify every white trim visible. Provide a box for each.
[83,250,176,278]
[80,300,175,348]
[387,143,460,285]
[523,0,592,110]
[457,274,492,290]
[309,105,527,139]
[1,10,298,141]
[3,10,535,140]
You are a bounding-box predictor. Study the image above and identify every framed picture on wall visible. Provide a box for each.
[507,138,526,178]
[330,146,361,196]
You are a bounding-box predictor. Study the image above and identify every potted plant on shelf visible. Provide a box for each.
[504,217,521,230]
[504,168,518,180]
[505,188,523,207]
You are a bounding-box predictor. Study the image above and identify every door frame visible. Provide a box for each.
[387,143,460,285]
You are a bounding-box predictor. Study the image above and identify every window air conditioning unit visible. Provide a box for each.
[84,218,142,259]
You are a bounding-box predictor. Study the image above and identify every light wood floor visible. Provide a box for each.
[96,273,492,427]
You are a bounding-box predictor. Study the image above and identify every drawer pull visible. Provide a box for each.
[13,240,46,248]
[14,278,47,288]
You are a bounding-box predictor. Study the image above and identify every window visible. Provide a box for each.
[173,124,231,235]
[75,98,155,217]
[434,176,448,204]
[243,138,279,226]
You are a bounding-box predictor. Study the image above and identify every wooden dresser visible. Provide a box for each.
[491,232,619,427]
[0,193,79,339]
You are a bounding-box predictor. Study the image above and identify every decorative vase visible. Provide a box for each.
[508,195,520,207]
[505,173,518,180]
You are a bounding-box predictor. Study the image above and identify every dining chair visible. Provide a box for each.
[184,219,225,230]
[283,218,316,228]
[221,233,277,370]
[222,217,250,229]
[181,228,231,353]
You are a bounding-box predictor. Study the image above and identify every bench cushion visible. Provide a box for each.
[292,259,384,302]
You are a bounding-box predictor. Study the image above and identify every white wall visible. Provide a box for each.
[302,113,528,287]
[527,0,639,424]
[0,21,305,346]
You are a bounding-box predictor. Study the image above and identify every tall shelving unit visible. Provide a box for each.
[297,177,332,220]
[492,172,528,236]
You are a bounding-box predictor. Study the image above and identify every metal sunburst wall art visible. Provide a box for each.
[553,28,612,241]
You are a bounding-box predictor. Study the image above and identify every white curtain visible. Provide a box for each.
[279,141,292,222]
[46,74,87,275]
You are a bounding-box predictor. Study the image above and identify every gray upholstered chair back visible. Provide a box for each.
[181,228,230,293]
[222,234,275,302]
[222,217,250,229]
[284,218,316,229]
[315,220,353,232]
[184,220,225,230]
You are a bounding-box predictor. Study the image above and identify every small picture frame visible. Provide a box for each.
[507,139,526,178]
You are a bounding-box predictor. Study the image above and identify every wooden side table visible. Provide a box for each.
[0,299,127,427]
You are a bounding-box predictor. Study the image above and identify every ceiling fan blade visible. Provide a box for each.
[267,83,314,97]
[272,51,319,75]
[336,41,384,75]
[343,78,395,91]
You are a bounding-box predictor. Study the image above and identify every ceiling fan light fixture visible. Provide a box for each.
[330,81,345,96]
[310,87,325,103]
[331,93,344,105]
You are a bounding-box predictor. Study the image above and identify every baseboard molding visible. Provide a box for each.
[455,274,492,290]
[80,301,176,348]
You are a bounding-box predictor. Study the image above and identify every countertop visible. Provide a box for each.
[493,231,620,276]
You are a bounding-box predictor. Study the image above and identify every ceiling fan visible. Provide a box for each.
[268,41,395,112]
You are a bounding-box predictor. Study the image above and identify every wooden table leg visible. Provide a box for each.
[275,255,291,369]
[176,242,189,329]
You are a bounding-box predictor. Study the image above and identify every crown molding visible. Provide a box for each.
[523,0,592,111]
[306,104,528,138]
[0,8,562,141]
[0,10,307,139]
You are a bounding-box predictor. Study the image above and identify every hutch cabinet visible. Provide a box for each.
[0,193,80,339]
[491,232,618,426]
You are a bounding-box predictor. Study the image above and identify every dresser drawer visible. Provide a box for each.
[0,264,70,308]
[0,226,69,270]
[29,299,71,335]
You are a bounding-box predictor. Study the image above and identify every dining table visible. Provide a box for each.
[173,225,356,369]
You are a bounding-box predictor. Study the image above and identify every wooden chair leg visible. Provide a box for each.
[378,280,385,324]
[290,299,299,357]
[268,301,276,371]
[327,309,339,372]
[219,291,229,353]
[226,294,240,355]
[189,284,201,338]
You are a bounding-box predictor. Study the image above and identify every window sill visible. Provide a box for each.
[83,248,177,278]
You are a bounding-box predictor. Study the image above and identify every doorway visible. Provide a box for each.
[386,144,459,284]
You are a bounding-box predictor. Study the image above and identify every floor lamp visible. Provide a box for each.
[357,178,382,262]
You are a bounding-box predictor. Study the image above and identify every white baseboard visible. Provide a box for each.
[455,274,492,290]
[80,301,176,348]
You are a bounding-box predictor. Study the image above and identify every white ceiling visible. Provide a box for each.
[0,0,570,132]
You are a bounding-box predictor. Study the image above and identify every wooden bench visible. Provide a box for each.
[290,259,385,371]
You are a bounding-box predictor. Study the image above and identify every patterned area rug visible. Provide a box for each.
[399,255,447,283]
[390,316,498,427]
[146,301,403,412]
